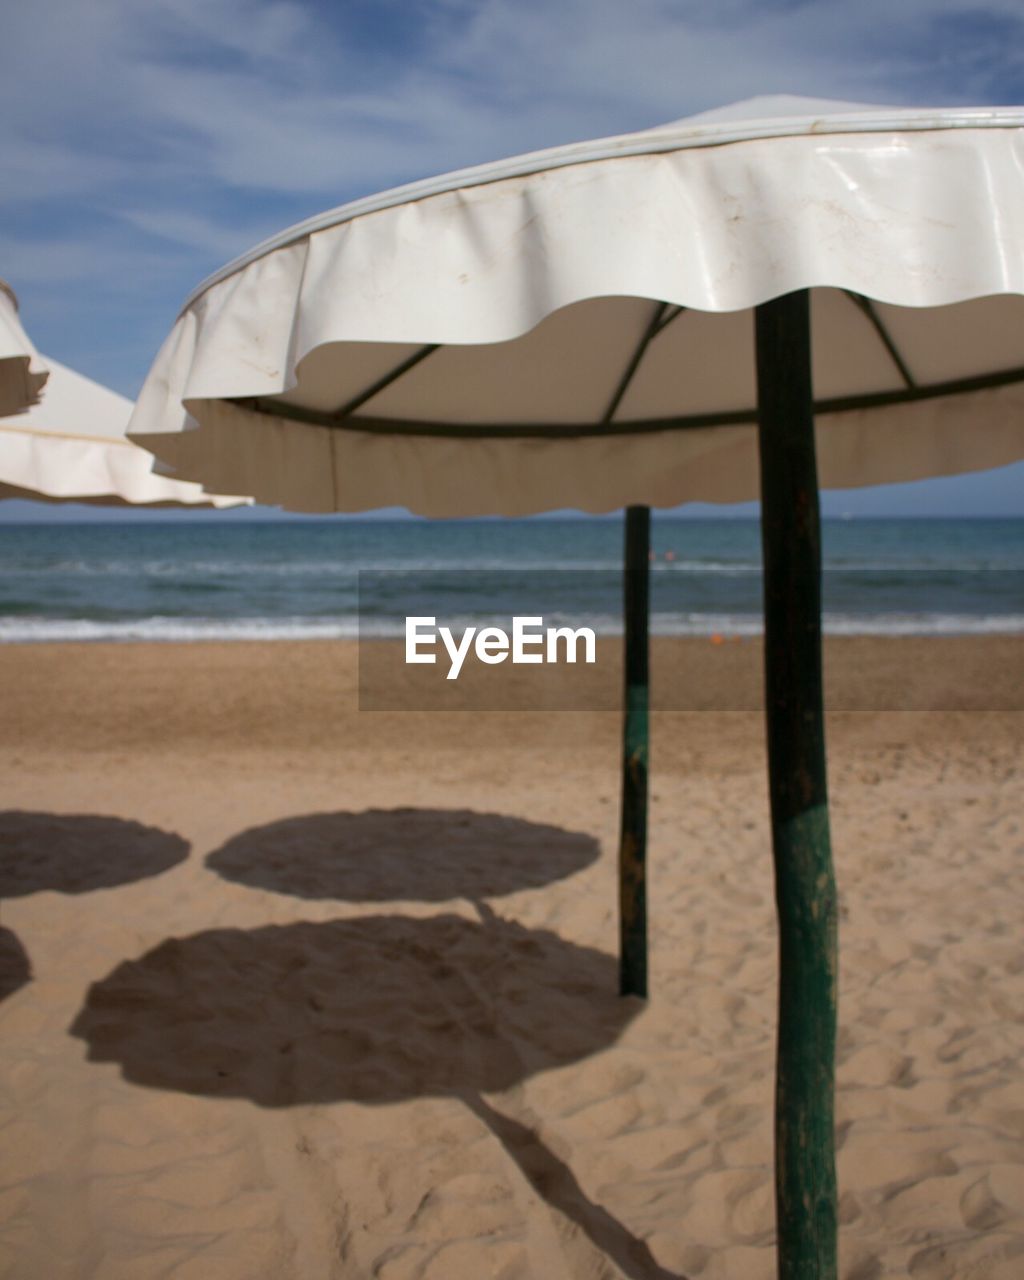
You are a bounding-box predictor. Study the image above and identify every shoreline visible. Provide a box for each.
[2,619,1023,644]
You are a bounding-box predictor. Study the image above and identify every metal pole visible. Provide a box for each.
[755,290,838,1280]
[619,504,650,998]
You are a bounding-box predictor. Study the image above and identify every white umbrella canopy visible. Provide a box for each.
[0,356,250,508]
[0,280,48,419]
[128,95,1024,515]
[125,96,1024,1279]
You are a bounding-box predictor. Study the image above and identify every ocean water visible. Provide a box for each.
[0,517,1021,643]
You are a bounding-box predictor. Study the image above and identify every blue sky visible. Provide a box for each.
[2,0,1023,519]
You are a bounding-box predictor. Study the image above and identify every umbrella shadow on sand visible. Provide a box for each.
[0,812,189,898]
[0,927,31,1001]
[71,908,685,1280]
[205,808,600,903]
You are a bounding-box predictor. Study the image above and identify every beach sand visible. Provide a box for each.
[0,636,1021,1279]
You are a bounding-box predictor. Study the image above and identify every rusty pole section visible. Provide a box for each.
[618,503,650,998]
[755,290,838,1280]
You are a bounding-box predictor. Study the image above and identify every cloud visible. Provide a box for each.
[113,207,265,260]
[6,1,1021,208]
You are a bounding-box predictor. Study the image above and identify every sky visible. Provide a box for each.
[2,0,1023,520]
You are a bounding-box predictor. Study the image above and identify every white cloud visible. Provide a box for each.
[112,207,263,259]
[0,225,195,291]
[5,0,1021,212]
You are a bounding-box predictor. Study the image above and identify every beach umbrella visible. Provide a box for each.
[0,353,249,507]
[0,280,48,418]
[127,96,1024,1278]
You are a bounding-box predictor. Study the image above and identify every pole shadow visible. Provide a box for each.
[463,1092,683,1280]
[70,911,685,1280]
[206,808,600,902]
[0,812,189,898]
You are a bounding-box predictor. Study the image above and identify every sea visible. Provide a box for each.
[0,517,1021,643]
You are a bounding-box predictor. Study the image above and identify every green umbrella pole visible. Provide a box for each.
[619,504,650,998]
[755,290,838,1280]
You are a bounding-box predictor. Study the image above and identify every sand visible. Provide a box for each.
[0,636,1021,1279]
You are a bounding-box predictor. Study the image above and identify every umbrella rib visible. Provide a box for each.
[330,299,684,429]
[232,361,1024,438]
[328,344,441,421]
[844,292,917,389]
[653,303,685,336]
[601,302,670,425]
